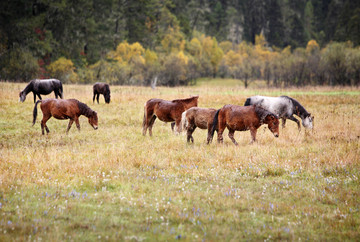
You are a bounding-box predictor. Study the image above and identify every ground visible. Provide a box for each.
[0,80,359,240]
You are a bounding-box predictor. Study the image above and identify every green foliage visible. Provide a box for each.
[1,0,360,86]
[0,47,39,81]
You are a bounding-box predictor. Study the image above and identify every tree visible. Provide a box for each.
[47,57,78,83]
[201,37,223,77]
[0,47,39,81]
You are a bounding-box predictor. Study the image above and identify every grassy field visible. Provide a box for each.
[0,81,359,241]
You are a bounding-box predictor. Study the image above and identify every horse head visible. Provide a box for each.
[19,91,26,102]
[302,114,314,129]
[88,111,98,130]
[265,114,279,138]
[189,95,199,108]
[104,93,111,104]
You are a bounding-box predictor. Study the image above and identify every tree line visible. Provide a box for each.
[0,0,359,86]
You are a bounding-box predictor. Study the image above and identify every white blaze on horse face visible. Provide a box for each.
[302,116,313,129]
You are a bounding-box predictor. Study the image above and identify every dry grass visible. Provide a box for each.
[0,81,359,241]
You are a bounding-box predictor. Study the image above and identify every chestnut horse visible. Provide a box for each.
[33,99,98,135]
[93,82,111,104]
[209,105,279,145]
[181,107,218,143]
[142,96,199,136]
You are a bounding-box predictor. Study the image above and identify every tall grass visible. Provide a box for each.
[0,82,359,240]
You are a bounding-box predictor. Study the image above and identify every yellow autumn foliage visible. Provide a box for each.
[47,57,78,83]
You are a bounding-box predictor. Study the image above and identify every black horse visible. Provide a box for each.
[19,79,63,103]
[93,82,111,104]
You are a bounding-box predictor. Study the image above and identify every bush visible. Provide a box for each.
[47,57,78,83]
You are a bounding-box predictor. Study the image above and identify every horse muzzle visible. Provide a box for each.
[93,126,98,130]
[274,133,279,138]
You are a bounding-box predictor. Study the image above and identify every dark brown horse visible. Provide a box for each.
[209,105,279,145]
[33,99,98,135]
[142,96,199,136]
[181,107,218,143]
[93,82,111,104]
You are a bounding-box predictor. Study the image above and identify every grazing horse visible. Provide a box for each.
[93,82,111,104]
[142,96,199,136]
[209,105,279,145]
[244,95,313,130]
[32,99,98,135]
[181,107,218,144]
[19,79,63,103]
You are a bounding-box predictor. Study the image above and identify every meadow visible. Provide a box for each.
[0,80,359,241]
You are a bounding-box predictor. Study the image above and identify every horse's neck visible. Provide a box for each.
[81,107,92,117]
[23,82,34,94]
[293,102,307,118]
[78,102,92,117]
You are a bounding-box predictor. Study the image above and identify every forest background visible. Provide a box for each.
[1,0,360,87]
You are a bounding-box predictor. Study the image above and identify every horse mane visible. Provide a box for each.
[254,105,278,123]
[77,100,94,117]
[22,80,35,94]
[172,96,198,103]
[281,96,309,117]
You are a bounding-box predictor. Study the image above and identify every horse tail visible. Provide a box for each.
[209,109,220,142]
[244,97,251,106]
[33,100,42,126]
[181,110,188,131]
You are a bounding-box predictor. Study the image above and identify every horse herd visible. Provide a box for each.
[20,78,314,144]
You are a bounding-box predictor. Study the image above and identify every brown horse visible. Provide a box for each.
[209,105,279,145]
[93,82,111,104]
[33,99,98,135]
[181,107,218,143]
[142,96,199,136]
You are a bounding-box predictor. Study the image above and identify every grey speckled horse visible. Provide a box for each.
[244,95,313,130]
[19,79,63,103]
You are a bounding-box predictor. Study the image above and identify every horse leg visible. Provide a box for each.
[288,115,301,131]
[207,129,213,144]
[250,128,257,143]
[187,125,196,143]
[171,122,175,131]
[217,127,224,144]
[33,93,37,103]
[96,94,100,104]
[55,91,58,99]
[93,93,96,103]
[282,118,286,128]
[66,120,74,133]
[75,118,81,131]
[148,115,157,136]
[228,129,238,145]
[41,115,51,135]
[37,94,42,100]
[174,119,182,134]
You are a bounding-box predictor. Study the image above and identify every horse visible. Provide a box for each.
[32,99,98,135]
[93,82,111,104]
[19,79,63,103]
[181,107,218,144]
[244,95,314,130]
[142,96,199,136]
[209,105,279,145]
